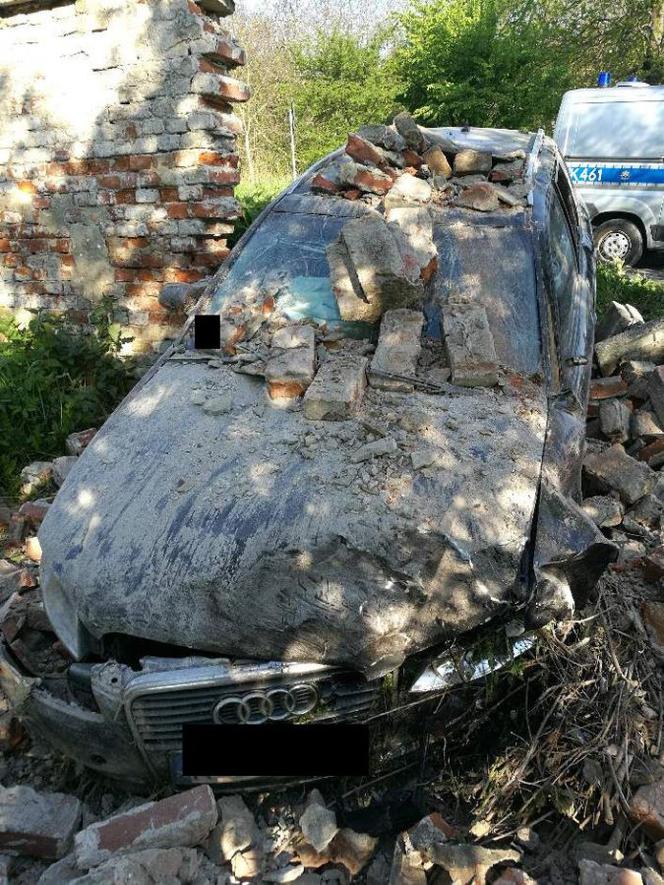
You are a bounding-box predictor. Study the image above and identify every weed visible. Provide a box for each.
[0,300,137,500]
[596,261,664,321]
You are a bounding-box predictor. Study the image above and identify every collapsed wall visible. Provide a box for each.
[0,0,248,353]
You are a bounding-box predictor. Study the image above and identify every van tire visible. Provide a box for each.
[593,219,644,266]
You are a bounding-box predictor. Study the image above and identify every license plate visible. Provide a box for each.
[181,724,370,778]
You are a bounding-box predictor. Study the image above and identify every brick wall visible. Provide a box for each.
[0,0,248,353]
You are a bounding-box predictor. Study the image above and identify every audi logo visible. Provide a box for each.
[212,683,319,725]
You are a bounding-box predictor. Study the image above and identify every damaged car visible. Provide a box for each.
[0,115,617,788]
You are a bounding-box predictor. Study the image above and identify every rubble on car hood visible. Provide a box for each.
[34,114,604,676]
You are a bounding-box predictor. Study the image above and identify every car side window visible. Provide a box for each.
[547,190,577,341]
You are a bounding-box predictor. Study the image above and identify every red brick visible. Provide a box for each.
[196,252,228,267]
[129,155,154,171]
[111,157,131,172]
[98,175,123,189]
[18,501,50,525]
[590,376,629,400]
[208,169,240,186]
[638,437,664,463]
[0,239,10,253]
[115,268,163,283]
[346,133,389,170]
[126,282,161,298]
[189,200,236,219]
[115,189,136,205]
[174,149,234,168]
[164,268,204,284]
[159,187,179,202]
[208,37,247,68]
[17,180,37,196]
[166,203,188,219]
[0,785,81,860]
[26,239,48,253]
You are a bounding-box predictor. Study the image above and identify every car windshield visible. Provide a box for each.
[207,197,373,336]
[205,193,541,374]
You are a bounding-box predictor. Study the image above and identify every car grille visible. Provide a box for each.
[127,670,382,753]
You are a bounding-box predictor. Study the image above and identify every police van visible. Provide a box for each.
[554,80,664,265]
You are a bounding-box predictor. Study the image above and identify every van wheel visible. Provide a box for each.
[594,219,644,266]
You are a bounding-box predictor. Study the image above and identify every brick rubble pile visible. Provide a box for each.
[582,301,664,580]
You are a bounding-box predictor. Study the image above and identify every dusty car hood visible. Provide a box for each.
[39,359,548,677]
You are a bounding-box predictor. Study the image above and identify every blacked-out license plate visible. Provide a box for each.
[182,724,370,778]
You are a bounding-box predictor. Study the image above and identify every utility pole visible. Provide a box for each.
[288,103,298,181]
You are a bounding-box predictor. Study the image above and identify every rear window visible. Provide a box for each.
[566,100,664,159]
[432,219,541,375]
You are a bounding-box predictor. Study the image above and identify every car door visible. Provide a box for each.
[538,158,595,500]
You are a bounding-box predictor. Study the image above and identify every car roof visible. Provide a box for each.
[424,126,534,155]
[560,86,664,104]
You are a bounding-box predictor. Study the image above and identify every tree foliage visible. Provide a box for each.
[290,28,402,170]
[394,0,664,132]
[234,0,664,183]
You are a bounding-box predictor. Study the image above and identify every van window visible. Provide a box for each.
[567,100,664,159]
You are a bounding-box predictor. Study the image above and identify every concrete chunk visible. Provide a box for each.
[455,182,500,212]
[357,124,406,153]
[0,785,81,860]
[370,309,424,392]
[384,173,432,209]
[443,303,499,387]
[595,301,644,342]
[423,146,452,179]
[53,455,78,487]
[595,317,664,376]
[590,376,628,400]
[583,443,656,506]
[300,795,338,852]
[304,353,368,421]
[265,325,316,399]
[648,366,664,426]
[632,409,663,441]
[350,437,398,463]
[211,795,258,862]
[330,215,424,323]
[599,399,631,443]
[393,112,426,152]
[582,496,624,528]
[71,848,201,885]
[65,428,96,456]
[453,149,493,176]
[385,207,437,282]
[622,359,655,399]
[74,785,217,870]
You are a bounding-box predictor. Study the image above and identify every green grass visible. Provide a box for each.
[0,301,138,501]
[229,176,292,248]
[596,261,664,321]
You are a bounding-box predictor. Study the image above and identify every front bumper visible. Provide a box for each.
[0,642,385,789]
[0,597,536,790]
[0,640,149,786]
